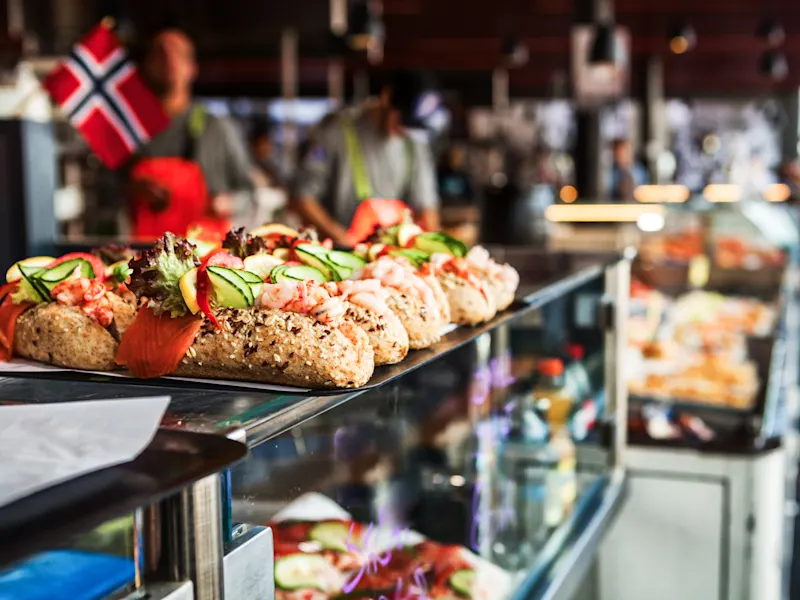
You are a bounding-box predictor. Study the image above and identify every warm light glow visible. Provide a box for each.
[637,213,666,232]
[703,184,741,203]
[545,204,666,223]
[560,185,579,203]
[763,183,791,202]
[670,36,689,54]
[633,185,690,203]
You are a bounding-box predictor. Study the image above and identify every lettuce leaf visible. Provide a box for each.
[128,233,199,317]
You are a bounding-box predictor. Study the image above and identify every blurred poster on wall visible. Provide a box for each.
[571,26,630,107]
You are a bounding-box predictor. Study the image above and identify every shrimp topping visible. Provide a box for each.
[258,281,346,324]
[466,246,519,292]
[362,257,441,318]
[423,253,491,301]
[51,277,114,327]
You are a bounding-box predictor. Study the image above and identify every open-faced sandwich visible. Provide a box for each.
[0,251,137,370]
[354,218,519,326]
[226,227,409,365]
[115,232,375,388]
[247,225,446,351]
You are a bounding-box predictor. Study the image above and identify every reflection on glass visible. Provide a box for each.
[230,276,611,598]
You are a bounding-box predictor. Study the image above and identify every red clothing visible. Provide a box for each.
[130,157,211,238]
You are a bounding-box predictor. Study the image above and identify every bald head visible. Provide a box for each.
[144,29,197,97]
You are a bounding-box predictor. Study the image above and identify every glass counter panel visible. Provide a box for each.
[229,275,613,599]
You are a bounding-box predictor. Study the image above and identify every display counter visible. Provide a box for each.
[0,250,631,600]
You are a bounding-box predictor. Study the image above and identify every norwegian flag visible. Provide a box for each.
[43,22,169,169]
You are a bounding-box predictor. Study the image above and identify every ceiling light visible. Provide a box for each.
[589,22,616,65]
[756,19,786,47]
[758,50,789,81]
[668,23,696,54]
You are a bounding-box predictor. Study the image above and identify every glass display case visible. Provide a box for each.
[0,250,630,600]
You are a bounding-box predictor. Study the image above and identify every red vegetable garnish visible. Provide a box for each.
[202,249,244,270]
[48,252,107,282]
[0,288,33,362]
[195,267,221,330]
[378,245,393,258]
[115,306,203,378]
[321,238,334,250]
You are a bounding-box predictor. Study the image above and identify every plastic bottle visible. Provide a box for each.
[533,359,577,527]
[563,343,592,403]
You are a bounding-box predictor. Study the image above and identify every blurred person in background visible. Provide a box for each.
[249,118,290,226]
[437,144,479,245]
[129,29,255,238]
[291,70,441,246]
[608,138,646,202]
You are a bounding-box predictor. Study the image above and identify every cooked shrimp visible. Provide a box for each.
[259,282,298,309]
[349,292,391,316]
[311,297,346,323]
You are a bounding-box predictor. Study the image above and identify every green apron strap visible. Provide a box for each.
[402,135,415,201]
[342,120,373,201]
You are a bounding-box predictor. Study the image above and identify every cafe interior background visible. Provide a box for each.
[2,0,800,599]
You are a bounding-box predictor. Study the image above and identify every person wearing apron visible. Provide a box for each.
[129,29,254,239]
[291,70,442,246]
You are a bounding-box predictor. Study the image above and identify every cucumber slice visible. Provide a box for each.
[235,270,263,298]
[295,246,333,280]
[326,251,366,271]
[269,264,290,283]
[294,244,330,258]
[5,256,54,284]
[449,569,475,597]
[206,266,254,308]
[274,554,336,591]
[282,265,328,283]
[236,270,262,284]
[415,232,468,258]
[34,259,94,291]
[18,264,48,302]
[309,521,351,551]
[389,248,430,268]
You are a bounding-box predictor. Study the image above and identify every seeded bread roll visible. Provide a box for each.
[174,308,374,388]
[14,301,134,370]
[437,273,496,326]
[384,289,443,350]
[344,303,409,365]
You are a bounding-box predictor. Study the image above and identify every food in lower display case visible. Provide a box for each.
[626,281,773,409]
[0,250,136,370]
[269,494,513,600]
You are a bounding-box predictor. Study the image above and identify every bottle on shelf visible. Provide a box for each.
[563,343,592,403]
[533,358,577,527]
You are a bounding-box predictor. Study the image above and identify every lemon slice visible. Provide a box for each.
[250,223,299,239]
[179,267,201,314]
[243,254,284,279]
[273,248,291,261]
[6,256,55,283]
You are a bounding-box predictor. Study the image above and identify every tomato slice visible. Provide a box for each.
[0,289,33,362]
[202,249,244,270]
[321,238,334,250]
[115,306,203,378]
[48,252,106,282]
